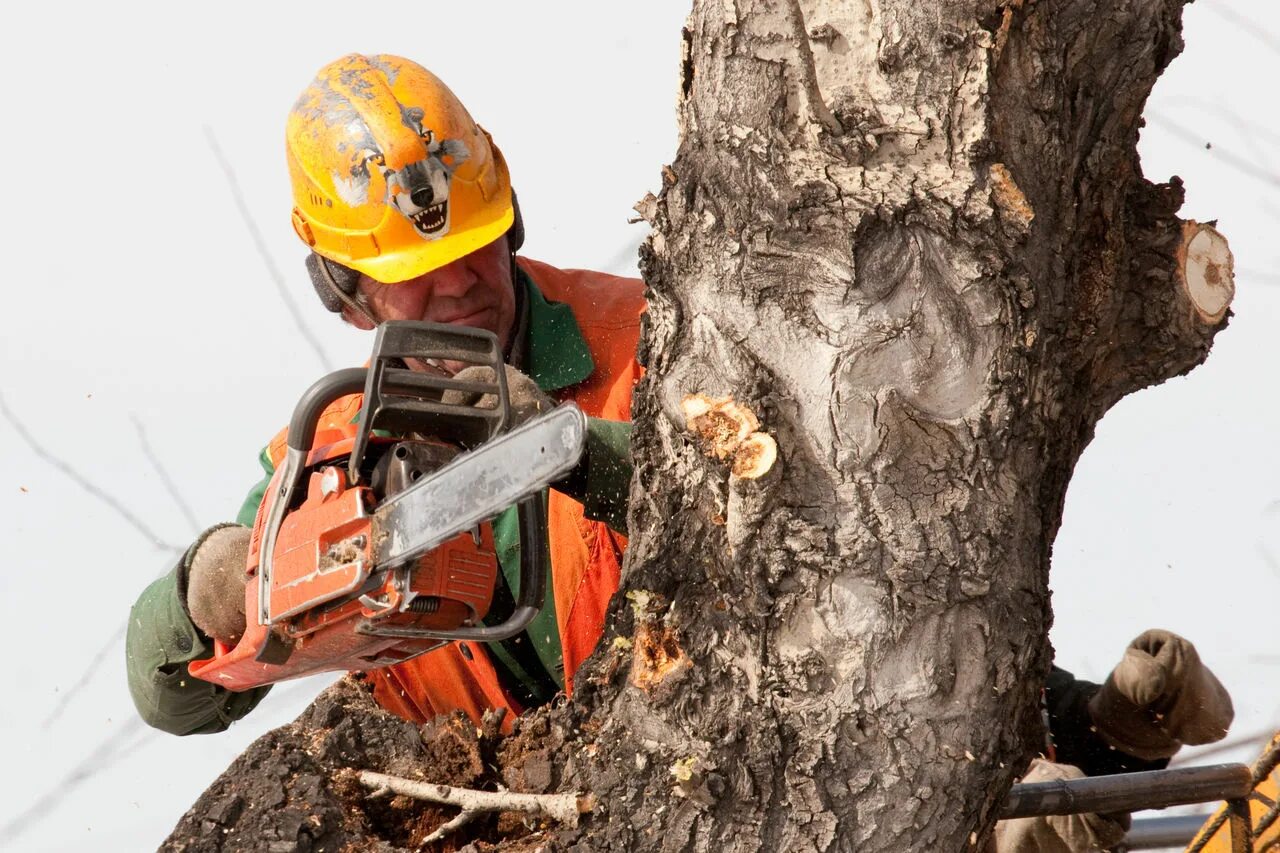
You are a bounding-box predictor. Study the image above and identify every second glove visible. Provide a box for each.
[1087,629,1234,761]
[441,364,555,428]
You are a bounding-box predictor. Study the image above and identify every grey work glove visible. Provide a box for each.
[993,759,1129,853]
[186,524,251,645]
[1087,629,1234,761]
[442,364,556,428]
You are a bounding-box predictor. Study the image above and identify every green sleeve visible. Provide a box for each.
[555,417,631,534]
[235,447,276,527]
[126,532,272,736]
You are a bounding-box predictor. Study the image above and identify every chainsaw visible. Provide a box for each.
[189,321,586,690]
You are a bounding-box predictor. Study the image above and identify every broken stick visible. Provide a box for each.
[357,770,591,843]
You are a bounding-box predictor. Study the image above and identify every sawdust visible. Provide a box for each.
[319,537,367,571]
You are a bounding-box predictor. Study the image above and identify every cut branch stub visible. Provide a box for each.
[629,621,692,692]
[1178,221,1235,324]
[681,394,777,479]
[730,432,778,479]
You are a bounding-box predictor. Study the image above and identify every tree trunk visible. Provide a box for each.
[163,2,1234,851]
[566,0,1231,850]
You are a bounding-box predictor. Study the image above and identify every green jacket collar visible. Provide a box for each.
[520,267,594,392]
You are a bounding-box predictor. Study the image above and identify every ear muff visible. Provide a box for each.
[507,190,525,253]
[305,253,361,314]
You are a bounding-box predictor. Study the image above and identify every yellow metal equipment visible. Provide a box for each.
[1185,733,1280,853]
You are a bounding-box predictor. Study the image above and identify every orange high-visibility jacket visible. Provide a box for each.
[264,257,644,727]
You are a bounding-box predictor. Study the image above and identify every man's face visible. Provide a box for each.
[345,236,517,361]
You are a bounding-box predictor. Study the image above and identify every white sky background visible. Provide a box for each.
[0,1,1275,849]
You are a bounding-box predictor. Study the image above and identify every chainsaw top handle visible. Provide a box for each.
[285,320,512,469]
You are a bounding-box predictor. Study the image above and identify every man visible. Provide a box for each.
[995,629,1234,852]
[126,53,644,735]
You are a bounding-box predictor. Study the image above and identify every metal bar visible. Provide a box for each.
[1121,815,1213,850]
[1001,764,1253,819]
[1227,797,1253,853]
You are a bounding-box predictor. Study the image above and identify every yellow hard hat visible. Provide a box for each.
[286,54,514,283]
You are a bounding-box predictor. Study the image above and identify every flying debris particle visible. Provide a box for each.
[625,589,657,619]
[20,486,29,493]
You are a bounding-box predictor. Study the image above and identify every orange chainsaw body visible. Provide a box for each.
[189,435,498,690]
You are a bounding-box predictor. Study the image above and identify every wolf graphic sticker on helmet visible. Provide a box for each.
[287,54,514,283]
[380,108,469,240]
[330,105,471,241]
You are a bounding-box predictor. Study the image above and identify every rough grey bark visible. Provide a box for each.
[563,0,1231,851]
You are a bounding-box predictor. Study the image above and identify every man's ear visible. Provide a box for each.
[341,304,377,331]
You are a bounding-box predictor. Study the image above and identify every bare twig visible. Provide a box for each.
[0,717,151,844]
[41,623,126,729]
[1156,97,1279,169]
[1145,111,1280,190]
[0,392,183,553]
[357,770,590,842]
[1204,2,1280,58]
[1238,268,1280,286]
[420,808,482,846]
[1259,542,1280,580]
[14,676,325,845]
[132,415,202,535]
[203,125,333,372]
[601,238,644,276]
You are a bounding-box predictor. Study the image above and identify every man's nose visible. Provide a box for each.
[418,258,475,299]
